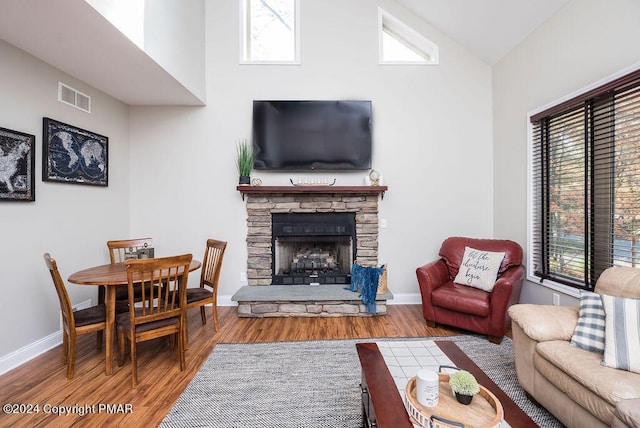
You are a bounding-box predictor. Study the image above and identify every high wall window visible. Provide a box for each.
[240,0,300,64]
[378,8,438,65]
[530,69,640,290]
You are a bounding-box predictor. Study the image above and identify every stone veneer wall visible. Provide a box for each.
[245,193,380,285]
[237,297,388,318]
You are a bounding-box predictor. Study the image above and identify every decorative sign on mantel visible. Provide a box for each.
[289,178,337,186]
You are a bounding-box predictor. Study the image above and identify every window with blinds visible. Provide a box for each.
[530,69,640,290]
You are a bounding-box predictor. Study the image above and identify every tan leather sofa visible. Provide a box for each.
[508,266,640,428]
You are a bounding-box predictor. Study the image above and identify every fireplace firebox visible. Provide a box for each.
[271,213,356,285]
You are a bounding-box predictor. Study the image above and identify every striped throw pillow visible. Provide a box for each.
[570,291,606,353]
[601,294,640,374]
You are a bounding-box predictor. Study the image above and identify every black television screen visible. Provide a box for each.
[252,100,372,170]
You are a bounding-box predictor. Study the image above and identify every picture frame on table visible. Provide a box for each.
[0,126,36,202]
[42,117,108,186]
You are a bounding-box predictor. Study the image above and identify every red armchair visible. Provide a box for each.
[416,237,525,344]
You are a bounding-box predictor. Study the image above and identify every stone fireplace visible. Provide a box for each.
[232,185,390,317]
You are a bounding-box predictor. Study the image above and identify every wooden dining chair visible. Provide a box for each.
[185,239,227,340]
[44,253,127,379]
[107,238,154,264]
[117,253,192,388]
[100,238,154,307]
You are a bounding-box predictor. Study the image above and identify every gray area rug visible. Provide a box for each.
[161,336,562,428]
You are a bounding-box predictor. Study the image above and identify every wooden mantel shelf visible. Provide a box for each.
[236,185,388,200]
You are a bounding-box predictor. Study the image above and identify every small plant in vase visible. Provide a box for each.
[449,370,480,405]
[236,138,254,186]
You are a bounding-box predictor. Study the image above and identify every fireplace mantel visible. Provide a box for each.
[236,185,388,200]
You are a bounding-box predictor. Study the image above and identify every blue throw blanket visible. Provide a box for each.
[345,264,385,313]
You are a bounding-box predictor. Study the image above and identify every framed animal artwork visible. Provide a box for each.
[0,126,35,202]
[42,118,108,186]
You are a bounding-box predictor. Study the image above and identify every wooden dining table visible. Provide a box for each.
[68,259,201,375]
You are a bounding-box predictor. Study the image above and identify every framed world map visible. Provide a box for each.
[0,126,35,201]
[42,118,108,186]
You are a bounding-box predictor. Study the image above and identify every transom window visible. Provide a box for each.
[240,0,300,64]
[378,8,439,65]
[530,68,640,290]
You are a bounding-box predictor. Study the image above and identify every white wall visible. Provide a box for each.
[144,0,207,103]
[86,0,206,104]
[493,0,640,305]
[128,0,494,303]
[0,0,495,371]
[0,39,130,369]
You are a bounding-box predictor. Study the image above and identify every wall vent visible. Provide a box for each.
[58,82,91,113]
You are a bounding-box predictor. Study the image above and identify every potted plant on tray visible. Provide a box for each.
[449,370,480,405]
[236,138,254,186]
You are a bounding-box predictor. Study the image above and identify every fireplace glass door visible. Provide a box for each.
[271,212,356,285]
[274,236,353,285]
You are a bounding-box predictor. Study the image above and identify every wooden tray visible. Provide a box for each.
[405,373,503,428]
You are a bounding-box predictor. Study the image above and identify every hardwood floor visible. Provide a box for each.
[0,305,462,427]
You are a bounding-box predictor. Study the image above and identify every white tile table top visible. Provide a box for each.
[375,340,510,428]
[375,340,455,398]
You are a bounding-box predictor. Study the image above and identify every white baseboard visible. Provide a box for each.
[0,330,61,376]
[217,295,238,306]
[1,299,92,376]
[386,293,422,304]
[0,294,421,375]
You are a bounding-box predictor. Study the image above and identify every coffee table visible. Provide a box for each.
[356,340,538,428]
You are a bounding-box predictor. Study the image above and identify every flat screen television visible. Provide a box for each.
[252,100,372,170]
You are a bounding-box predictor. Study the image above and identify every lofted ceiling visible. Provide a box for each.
[395,0,569,65]
[0,0,569,106]
[0,0,204,106]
